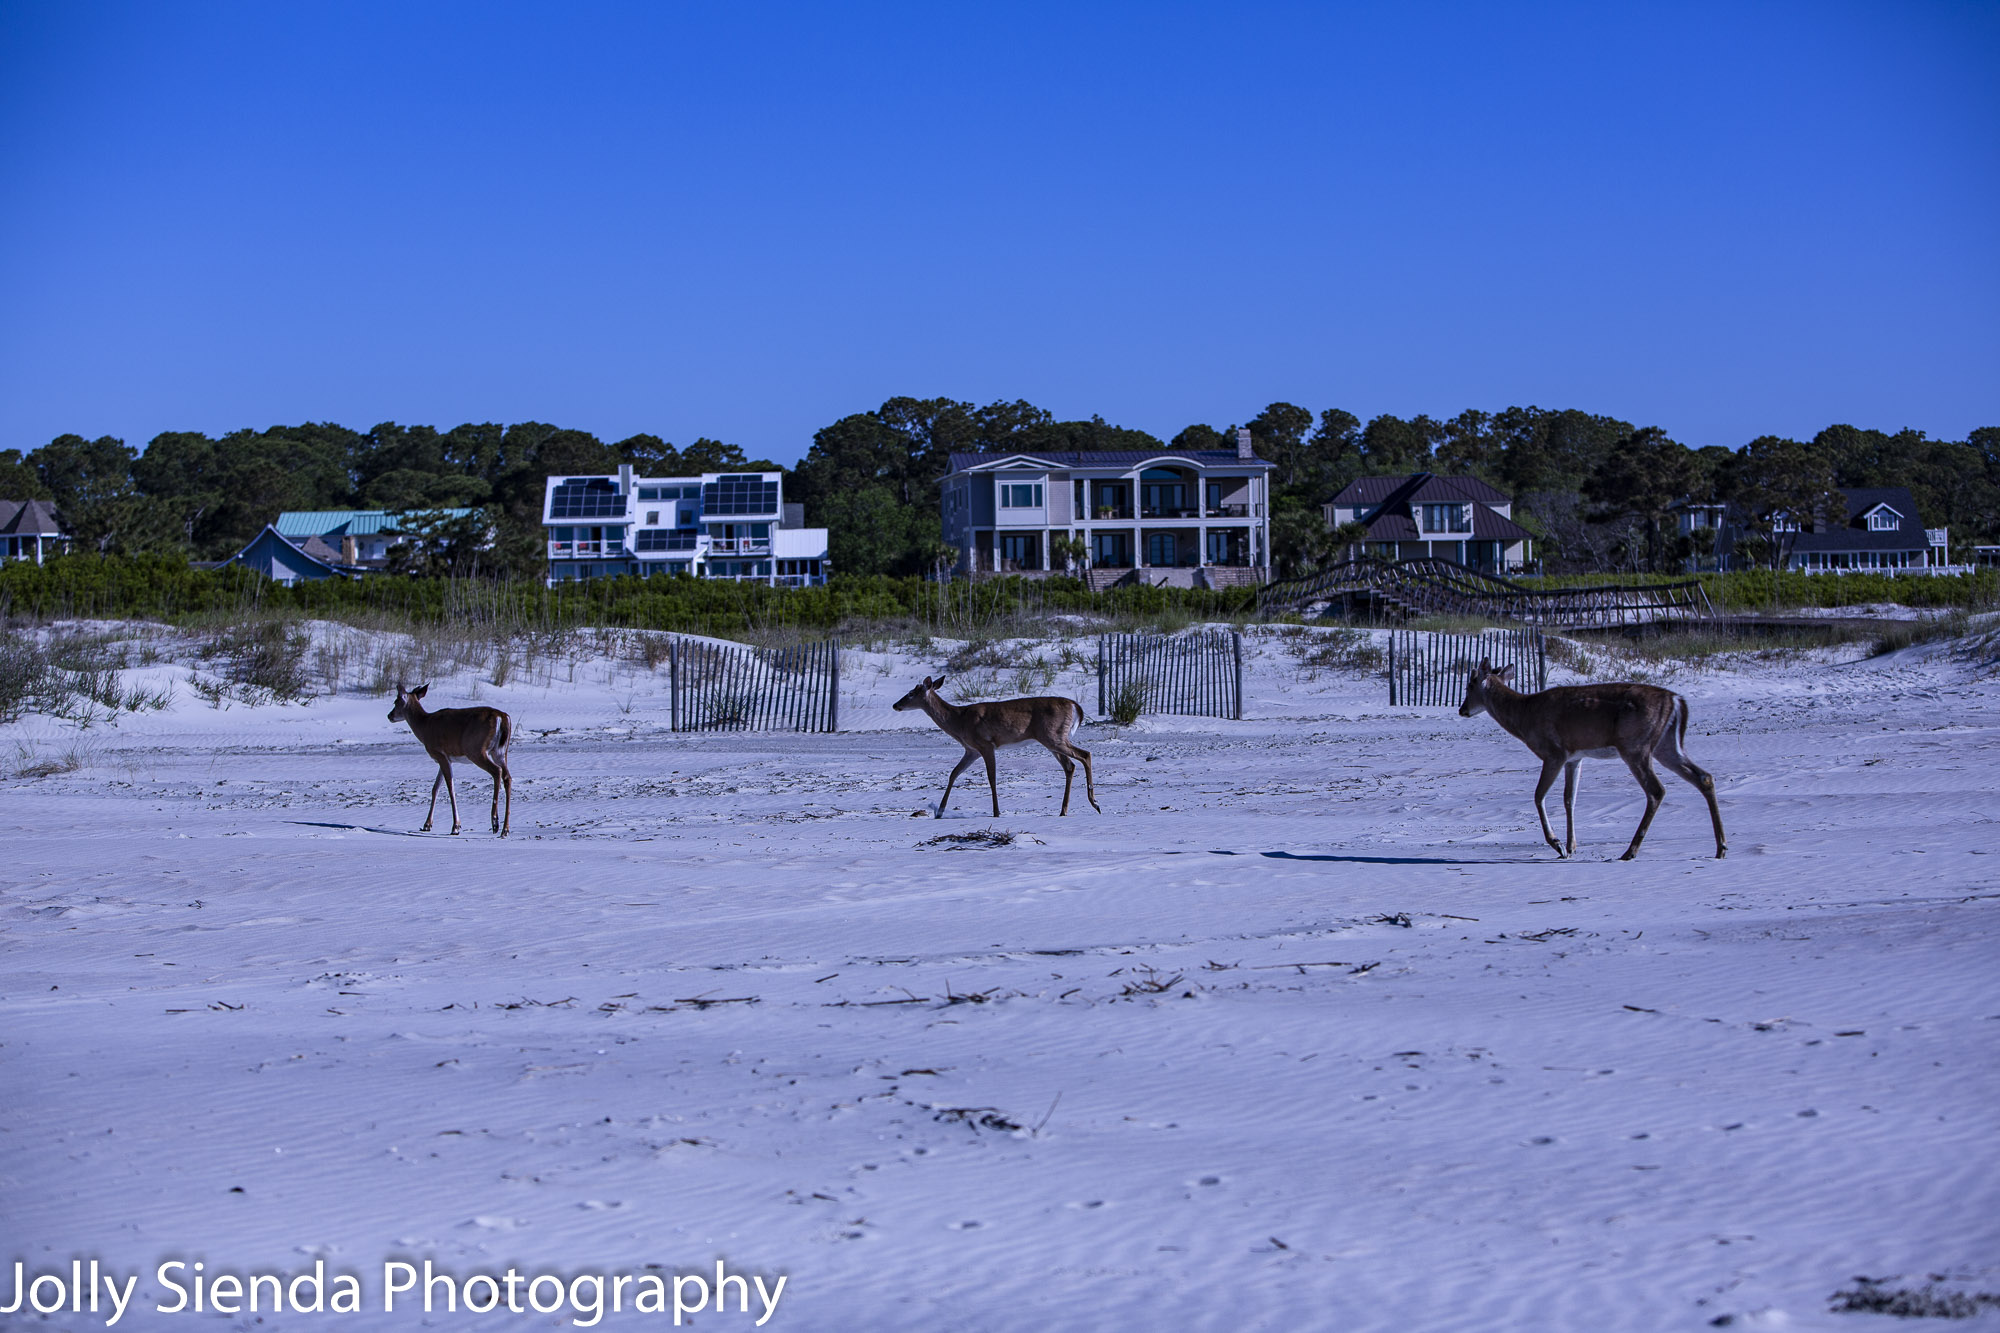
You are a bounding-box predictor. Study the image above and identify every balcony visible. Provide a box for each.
[1205,503,1250,518]
[1091,507,1134,521]
[1139,507,1201,520]
[549,540,624,558]
[708,538,771,556]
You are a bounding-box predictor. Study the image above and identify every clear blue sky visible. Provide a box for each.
[2,1,1994,465]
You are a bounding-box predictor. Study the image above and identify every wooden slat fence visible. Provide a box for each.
[1097,629,1244,720]
[1388,628,1546,706]
[667,637,840,732]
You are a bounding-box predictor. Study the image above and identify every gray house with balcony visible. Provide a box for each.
[939,431,1275,586]
[541,465,829,585]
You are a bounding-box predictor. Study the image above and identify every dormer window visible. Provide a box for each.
[1867,506,1901,532]
[1771,512,1800,533]
[1422,503,1471,533]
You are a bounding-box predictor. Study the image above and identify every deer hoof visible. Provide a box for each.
[420,823,432,833]
[1619,849,1639,861]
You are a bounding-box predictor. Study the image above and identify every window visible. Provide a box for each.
[1868,507,1901,531]
[1074,480,1086,513]
[638,487,662,500]
[999,534,1038,567]
[1000,483,1044,509]
[1146,533,1176,566]
[1093,532,1130,566]
[1423,503,1471,533]
[548,478,624,518]
[702,474,780,515]
[1206,484,1221,510]
[1093,483,1127,516]
[636,528,698,552]
[646,511,660,525]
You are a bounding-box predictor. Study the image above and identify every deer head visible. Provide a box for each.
[892,675,947,711]
[1458,658,1514,718]
[388,682,429,723]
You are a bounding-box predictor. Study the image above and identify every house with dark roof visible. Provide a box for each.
[0,499,70,564]
[1683,486,1947,573]
[938,429,1276,586]
[1322,473,1534,574]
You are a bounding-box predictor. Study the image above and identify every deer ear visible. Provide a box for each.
[1477,657,1493,673]
[1496,664,1515,681]
[412,684,429,699]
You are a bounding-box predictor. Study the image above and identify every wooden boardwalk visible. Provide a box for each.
[1257,559,1712,628]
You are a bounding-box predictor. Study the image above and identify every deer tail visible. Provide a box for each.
[495,711,513,758]
[1676,694,1689,749]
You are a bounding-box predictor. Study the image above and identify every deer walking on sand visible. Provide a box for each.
[893,675,1100,818]
[1458,659,1726,860]
[388,684,513,836]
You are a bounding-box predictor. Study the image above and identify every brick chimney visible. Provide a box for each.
[1235,427,1253,460]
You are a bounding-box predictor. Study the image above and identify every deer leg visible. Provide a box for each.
[1072,744,1100,812]
[1533,756,1567,857]
[469,755,502,833]
[938,748,978,817]
[1655,749,1725,859]
[1619,752,1666,860]
[983,745,1000,817]
[1562,759,1581,856]
[498,757,512,837]
[440,757,462,835]
[422,764,445,832]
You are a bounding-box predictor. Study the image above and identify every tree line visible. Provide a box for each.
[3,400,1994,580]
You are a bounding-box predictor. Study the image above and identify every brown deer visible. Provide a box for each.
[388,684,513,836]
[892,675,1100,818]
[1458,658,1725,860]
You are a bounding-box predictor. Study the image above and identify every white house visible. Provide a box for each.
[0,499,69,564]
[541,465,829,586]
[938,430,1275,586]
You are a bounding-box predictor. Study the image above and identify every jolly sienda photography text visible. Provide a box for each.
[2,1258,787,1327]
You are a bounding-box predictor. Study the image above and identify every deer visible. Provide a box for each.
[388,683,513,836]
[1458,658,1726,861]
[892,675,1100,818]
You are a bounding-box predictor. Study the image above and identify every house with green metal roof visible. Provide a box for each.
[273,508,482,568]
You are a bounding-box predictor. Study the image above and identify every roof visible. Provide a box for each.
[1784,486,1931,553]
[944,450,1274,474]
[274,508,479,538]
[0,498,66,536]
[228,525,347,580]
[1329,472,1511,507]
[1328,473,1531,543]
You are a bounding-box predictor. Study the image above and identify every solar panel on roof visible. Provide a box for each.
[702,475,779,515]
[548,479,626,519]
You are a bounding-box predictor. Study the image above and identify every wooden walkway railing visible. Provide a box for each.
[1258,558,1712,627]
